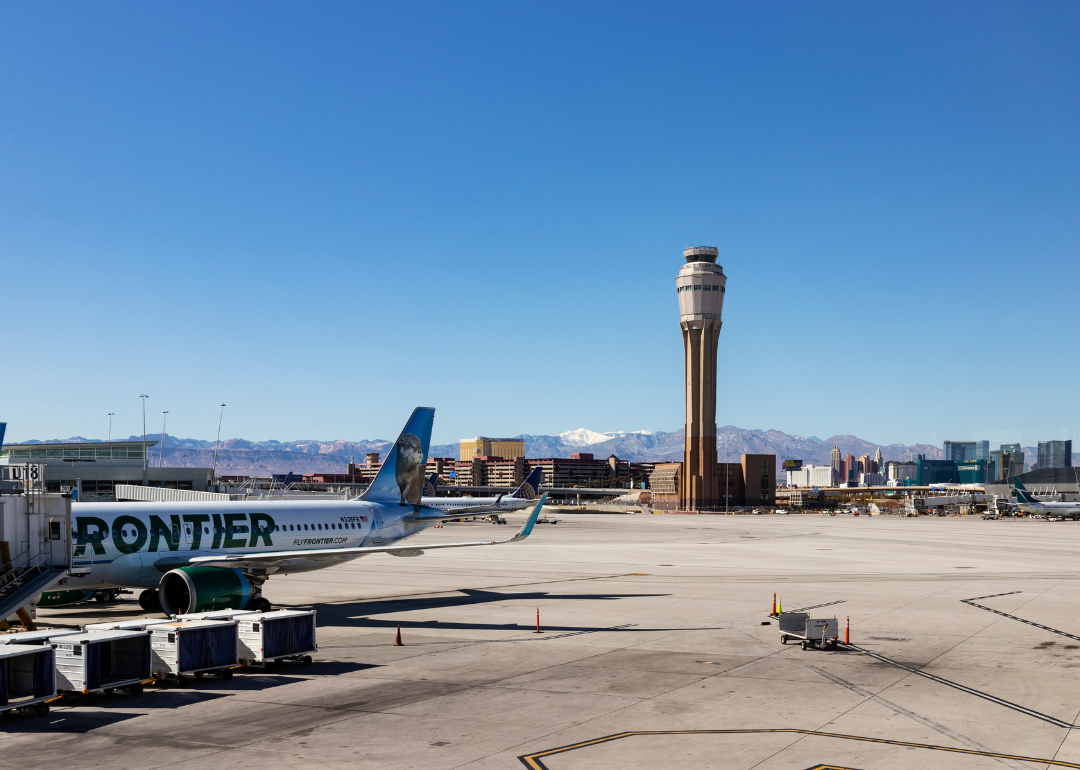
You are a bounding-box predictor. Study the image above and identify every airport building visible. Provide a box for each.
[986,466,1080,501]
[652,454,775,510]
[0,440,214,499]
[676,246,727,510]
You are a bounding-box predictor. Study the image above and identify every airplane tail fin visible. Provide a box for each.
[511,467,544,499]
[360,408,435,506]
[423,472,439,497]
[1013,477,1036,504]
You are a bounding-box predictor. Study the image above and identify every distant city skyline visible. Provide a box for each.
[2,3,1078,446]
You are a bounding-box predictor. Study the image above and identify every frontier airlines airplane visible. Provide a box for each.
[44,408,545,615]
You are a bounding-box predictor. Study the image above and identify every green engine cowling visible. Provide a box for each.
[159,566,259,615]
[38,589,95,607]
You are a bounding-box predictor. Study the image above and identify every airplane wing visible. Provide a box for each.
[187,494,546,569]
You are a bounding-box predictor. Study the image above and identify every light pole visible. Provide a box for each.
[212,403,226,481]
[725,450,731,514]
[107,413,115,442]
[140,395,149,485]
[159,411,169,468]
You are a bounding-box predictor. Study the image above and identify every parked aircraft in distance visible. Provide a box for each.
[420,468,544,517]
[1014,477,1080,520]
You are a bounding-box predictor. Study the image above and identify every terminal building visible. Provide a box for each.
[650,454,776,510]
[0,440,214,499]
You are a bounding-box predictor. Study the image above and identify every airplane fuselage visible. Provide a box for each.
[66,499,438,590]
[1017,499,1080,518]
[420,495,534,515]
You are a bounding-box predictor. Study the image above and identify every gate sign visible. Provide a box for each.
[7,463,45,488]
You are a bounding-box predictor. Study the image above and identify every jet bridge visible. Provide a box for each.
[0,468,74,627]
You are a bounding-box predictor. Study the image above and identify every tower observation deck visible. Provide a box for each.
[676,246,726,510]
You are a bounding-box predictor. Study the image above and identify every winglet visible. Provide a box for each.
[507,494,546,543]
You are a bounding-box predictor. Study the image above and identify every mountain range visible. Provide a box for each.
[9,427,971,477]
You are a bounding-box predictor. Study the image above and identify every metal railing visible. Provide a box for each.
[0,551,50,601]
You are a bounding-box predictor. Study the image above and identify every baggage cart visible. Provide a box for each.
[0,643,56,716]
[51,630,151,697]
[777,612,839,650]
[172,609,260,623]
[0,628,80,646]
[148,619,239,682]
[236,609,317,669]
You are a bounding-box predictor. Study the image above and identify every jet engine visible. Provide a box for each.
[159,566,265,615]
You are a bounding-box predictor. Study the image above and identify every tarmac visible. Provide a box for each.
[6,511,1080,769]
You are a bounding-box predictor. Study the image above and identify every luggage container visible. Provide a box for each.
[174,609,260,623]
[777,612,839,650]
[0,628,80,646]
[236,609,317,668]
[51,630,151,696]
[84,617,172,633]
[147,619,239,682]
[0,644,56,716]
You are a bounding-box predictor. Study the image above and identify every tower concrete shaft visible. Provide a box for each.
[677,246,726,510]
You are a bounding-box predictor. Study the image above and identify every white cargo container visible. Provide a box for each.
[147,619,239,681]
[0,643,56,716]
[51,629,151,696]
[0,628,80,646]
[84,617,172,633]
[237,609,317,668]
[174,609,259,623]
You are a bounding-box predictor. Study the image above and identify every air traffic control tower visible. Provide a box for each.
[677,246,726,510]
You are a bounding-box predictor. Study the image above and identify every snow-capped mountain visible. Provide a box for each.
[556,428,654,447]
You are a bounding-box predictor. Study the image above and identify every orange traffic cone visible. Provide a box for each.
[395,624,403,646]
[535,607,542,633]
[771,592,777,616]
[845,616,850,645]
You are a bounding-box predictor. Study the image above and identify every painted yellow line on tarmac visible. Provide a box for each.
[517,729,1080,770]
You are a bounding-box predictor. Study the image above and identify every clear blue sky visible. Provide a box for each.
[2,2,1077,449]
